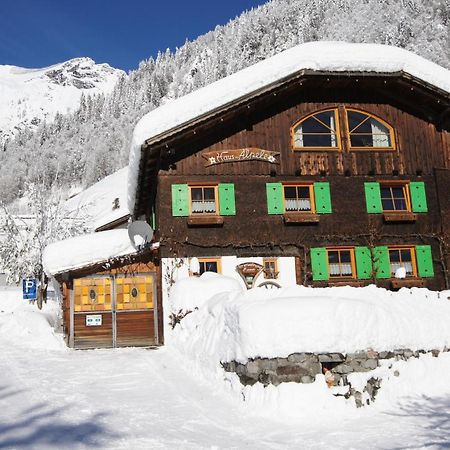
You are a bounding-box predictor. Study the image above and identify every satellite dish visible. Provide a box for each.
[127,221,154,250]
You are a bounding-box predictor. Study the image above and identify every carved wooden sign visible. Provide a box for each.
[202,148,280,166]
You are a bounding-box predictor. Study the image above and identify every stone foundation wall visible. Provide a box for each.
[222,348,447,407]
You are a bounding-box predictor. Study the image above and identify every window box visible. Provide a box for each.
[283,212,320,224]
[327,280,368,288]
[187,215,224,226]
[383,212,417,223]
[391,278,426,289]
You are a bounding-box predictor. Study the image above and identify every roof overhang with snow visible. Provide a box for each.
[43,229,140,278]
[127,41,450,217]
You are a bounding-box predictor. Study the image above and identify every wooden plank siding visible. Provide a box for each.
[73,312,113,349]
[116,310,156,347]
[132,76,450,291]
[163,102,449,179]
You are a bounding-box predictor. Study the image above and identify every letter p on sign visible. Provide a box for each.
[23,278,37,300]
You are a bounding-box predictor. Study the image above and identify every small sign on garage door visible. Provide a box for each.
[86,315,102,326]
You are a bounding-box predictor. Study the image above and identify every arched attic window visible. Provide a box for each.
[291,108,340,151]
[346,109,395,150]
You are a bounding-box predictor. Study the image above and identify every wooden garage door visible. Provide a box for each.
[73,277,113,349]
[115,274,157,347]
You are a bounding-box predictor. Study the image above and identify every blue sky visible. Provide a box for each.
[0,0,265,71]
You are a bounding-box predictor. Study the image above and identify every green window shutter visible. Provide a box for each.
[266,183,284,215]
[410,182,428,213]
[171,184,189,217]
[218,183,236,216]
[364,182,382,213]
[314,182,332,214]
[310,247,329,281]
[416,245,434,278]
[374,246,390,279]
[355,246,373,280]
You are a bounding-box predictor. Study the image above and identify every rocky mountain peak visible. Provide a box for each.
[45,57,122,89]
[0,58,125,142]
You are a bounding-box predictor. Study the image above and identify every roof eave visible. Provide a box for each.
[142,70,450,150]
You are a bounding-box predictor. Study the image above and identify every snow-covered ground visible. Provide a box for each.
[2,283,450,449]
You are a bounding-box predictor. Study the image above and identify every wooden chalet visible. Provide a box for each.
[46,42,450,349]
[130,42,450,294]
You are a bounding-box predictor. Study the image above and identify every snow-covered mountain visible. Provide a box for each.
[0,57,124,142]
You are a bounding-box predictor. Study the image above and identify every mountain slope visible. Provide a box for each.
[1,0,449,203]
[0,57,124,142]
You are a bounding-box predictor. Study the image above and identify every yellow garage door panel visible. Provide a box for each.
[116,275,154,310]
[74,277,112,312]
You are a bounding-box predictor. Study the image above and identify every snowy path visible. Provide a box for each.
[2,342,450,449]
[1,294,450,449]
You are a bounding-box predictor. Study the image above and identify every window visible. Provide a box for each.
[346,109,394,150]
[172,183,236,217]
[190,186,218,215]
[388,247,416,277]
[311,245,434,282]
[291,107,396,152]
[198,258,221,274]
[73,277,112,312]
[380,184,410,212]
[283,185,314,212]
[263,258,278,279]
[364,181,427,214]
[266,182,331,215]
[327,248,356,279]
[292,109,340,150]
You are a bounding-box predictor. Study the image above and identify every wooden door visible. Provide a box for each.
[73,277,113,349]
[114,274,157,347]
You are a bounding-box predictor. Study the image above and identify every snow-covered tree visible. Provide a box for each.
[0,182,89,284]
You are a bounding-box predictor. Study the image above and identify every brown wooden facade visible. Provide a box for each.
[133,73,450,291]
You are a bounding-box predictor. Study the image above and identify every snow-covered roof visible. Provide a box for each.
[65,166,129,231]
[127,41,450,212]
[43,229,137,276]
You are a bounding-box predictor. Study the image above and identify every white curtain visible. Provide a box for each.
[294,125,304,147]
[390,262,413,276]
[329,263,352,276]
[329,114,337,147]
[285,199,311,211]
[192,201,216,213]
[370,119,390,147]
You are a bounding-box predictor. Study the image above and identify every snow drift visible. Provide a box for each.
[170,276,450,364]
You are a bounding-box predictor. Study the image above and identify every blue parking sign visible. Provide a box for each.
[23,278,37,300]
